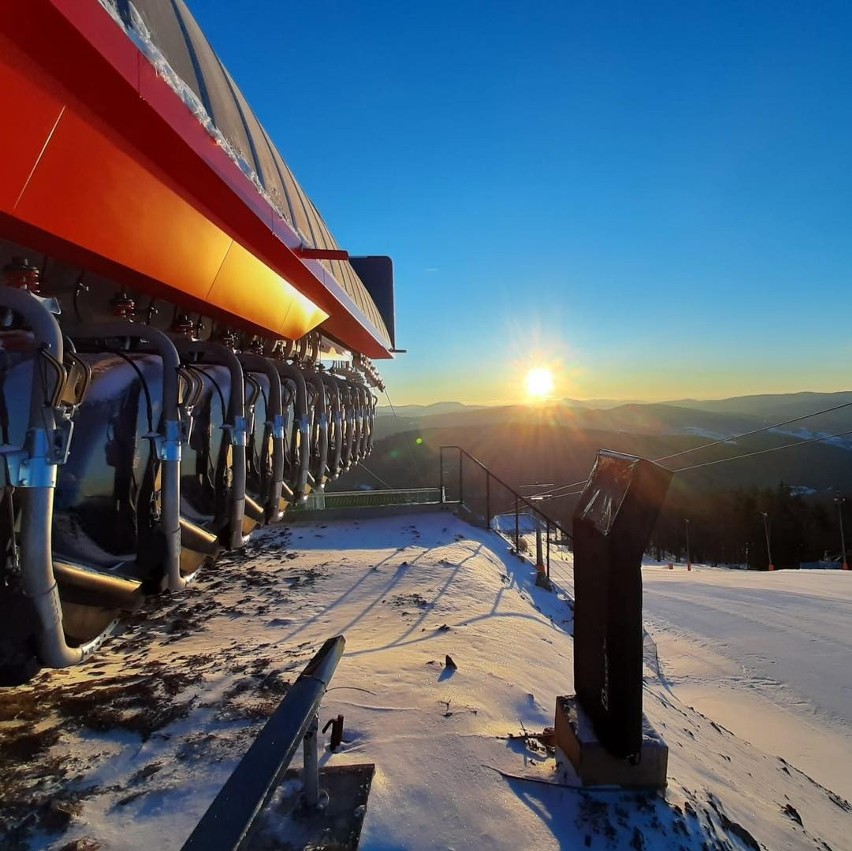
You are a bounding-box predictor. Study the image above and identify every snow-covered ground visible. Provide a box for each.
[642,565,852,803]
[1,512,851,850]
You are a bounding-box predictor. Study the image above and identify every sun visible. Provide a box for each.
[525,367,554,401]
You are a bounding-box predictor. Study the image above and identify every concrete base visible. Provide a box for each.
[554,695,668,790]
[246,763,375,850]
[535,570,554,591]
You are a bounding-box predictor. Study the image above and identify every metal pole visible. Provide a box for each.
[515,497,520,552]
[546,519,551,578]
[685,518,691,569]
[836,496,849,570]
[303,714,320,807]
[439,446,444,503]
[536,524,543,568]
[762,512,774,570]
[486,474,491,529]
[458,448,464,507]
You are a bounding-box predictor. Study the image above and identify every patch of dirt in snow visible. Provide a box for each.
[0,525,318,849]
[0,655,203,847]
[389,592,431,610]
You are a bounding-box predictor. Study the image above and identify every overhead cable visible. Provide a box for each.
[382,388,424,481]
[670,427,852,473]
[533,399,852,500]
[654,400,852,463]
[358,463,394,490]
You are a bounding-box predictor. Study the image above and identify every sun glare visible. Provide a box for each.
[525,367,554,401]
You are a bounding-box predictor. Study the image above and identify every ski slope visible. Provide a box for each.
[643,565,852,800]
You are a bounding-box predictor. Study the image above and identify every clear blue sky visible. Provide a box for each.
[191,0,852,405]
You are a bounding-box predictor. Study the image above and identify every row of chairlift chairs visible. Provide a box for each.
[0,268,382,682]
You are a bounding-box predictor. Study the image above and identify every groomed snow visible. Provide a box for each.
[643,564,852,802]
[1,512,851,850]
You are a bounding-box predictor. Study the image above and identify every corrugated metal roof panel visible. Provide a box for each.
[111,0,390,348]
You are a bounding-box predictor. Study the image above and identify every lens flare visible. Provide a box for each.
[525,367,554,400]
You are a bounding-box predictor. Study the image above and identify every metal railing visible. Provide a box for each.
[298,487,442,511]
[439,445,573,579]
[182,635,346,851]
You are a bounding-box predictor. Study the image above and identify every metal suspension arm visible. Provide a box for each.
[273,361,311,501]
[238,353,285,521]
[73,322,185,591]
[0,289,82,667]
[302,367,329,490]
[174,340,247,549]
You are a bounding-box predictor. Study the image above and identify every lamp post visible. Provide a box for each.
[684,518,691,570]
[761,511,775,571]
[835,495,849,571]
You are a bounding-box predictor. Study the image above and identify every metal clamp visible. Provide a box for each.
[147,419,183,462]
[272,413,287,440]
[2,421,75,488]
[51,416,74,465]
[178,405,195,444]
[222,415,248,447]
[15,455,57,489]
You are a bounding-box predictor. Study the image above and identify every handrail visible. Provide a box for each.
[182,635,346,851]
[439,445,573,579]
[440,445,573,537]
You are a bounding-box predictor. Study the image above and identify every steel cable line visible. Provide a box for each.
[383,388,399,419]
[670,427,852,473]
[531,426,852,500]
[531,399,852,500]
[653,399,852,463]
[383,388,425,482]
[531,477,590,500]
[358,463,394,490]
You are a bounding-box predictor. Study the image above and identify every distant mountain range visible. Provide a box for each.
[359,390,852,504]
[378,391,852,421]
[376,391,852,437]
[662,390,852,421]
[376,401,485,418]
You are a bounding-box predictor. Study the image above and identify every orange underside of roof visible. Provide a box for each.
[0,0,390,357]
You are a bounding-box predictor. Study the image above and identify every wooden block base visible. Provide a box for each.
[554,695,668,790]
